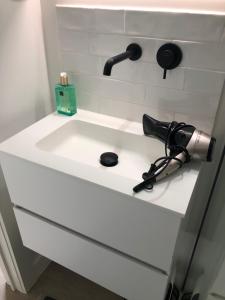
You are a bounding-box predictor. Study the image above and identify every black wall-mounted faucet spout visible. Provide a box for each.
[103,43,142,76]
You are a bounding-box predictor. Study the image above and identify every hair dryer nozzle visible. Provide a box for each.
[143,114,172,142]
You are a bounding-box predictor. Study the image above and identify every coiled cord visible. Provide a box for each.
[133,122,194,193]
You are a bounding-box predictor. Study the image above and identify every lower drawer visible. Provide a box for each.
[15,208,169,300]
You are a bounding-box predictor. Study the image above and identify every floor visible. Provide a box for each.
[0,263,123,300]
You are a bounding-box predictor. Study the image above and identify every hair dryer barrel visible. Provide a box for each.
[143,114,195,149]
[142,114,215,162]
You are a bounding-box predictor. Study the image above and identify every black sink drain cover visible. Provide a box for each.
[100,152,118,167]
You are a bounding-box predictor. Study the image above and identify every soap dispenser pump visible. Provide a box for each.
[55,72,77,116]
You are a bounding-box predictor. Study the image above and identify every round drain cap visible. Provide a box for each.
[100,152,118,167]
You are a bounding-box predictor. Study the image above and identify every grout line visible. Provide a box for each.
[61,47,225,75]
[180,66,225,74]
[57,23,225,46]
[63,52,225,76]
[58,28,225,43]
[57,30,225,73]
[123,10,126,33]
[71,71,223,97]
[219,22,225,42]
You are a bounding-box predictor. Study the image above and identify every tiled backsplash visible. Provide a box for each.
[56,6,225,132]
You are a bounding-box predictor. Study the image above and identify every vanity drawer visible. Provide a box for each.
[14,208,169,300]
[2,155,181,273]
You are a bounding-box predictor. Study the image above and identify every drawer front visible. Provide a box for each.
[15,208,169,300]
[2,154,181,272]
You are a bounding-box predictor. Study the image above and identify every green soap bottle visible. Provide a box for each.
[55,72,77,116]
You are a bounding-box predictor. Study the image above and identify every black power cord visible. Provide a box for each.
[133,122,195,193]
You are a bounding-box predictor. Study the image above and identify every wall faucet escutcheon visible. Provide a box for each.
[156,43,182,79]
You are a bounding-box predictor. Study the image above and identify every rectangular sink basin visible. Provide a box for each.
[37,119,163,180]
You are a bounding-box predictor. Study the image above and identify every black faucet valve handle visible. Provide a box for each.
[156,43,182,79]
[163,69,167,79]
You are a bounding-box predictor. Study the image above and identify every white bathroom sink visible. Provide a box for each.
[0,109,201,276]
[37,119,163,180]
[0,109,200,216]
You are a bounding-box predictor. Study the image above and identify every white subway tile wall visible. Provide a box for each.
[125,11,225,42]
[56,7,225,132]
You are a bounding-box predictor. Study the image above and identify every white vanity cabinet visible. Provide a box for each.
[207,258,225,299]
[1,152,176,300]
[2,154,181,273]
[14,208,169,300]
[0,111,200,300]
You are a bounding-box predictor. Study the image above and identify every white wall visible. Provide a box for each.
[51,6,225,134]
[173,82,225,295]
[0,0,53,142]
[0,0,52,292]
